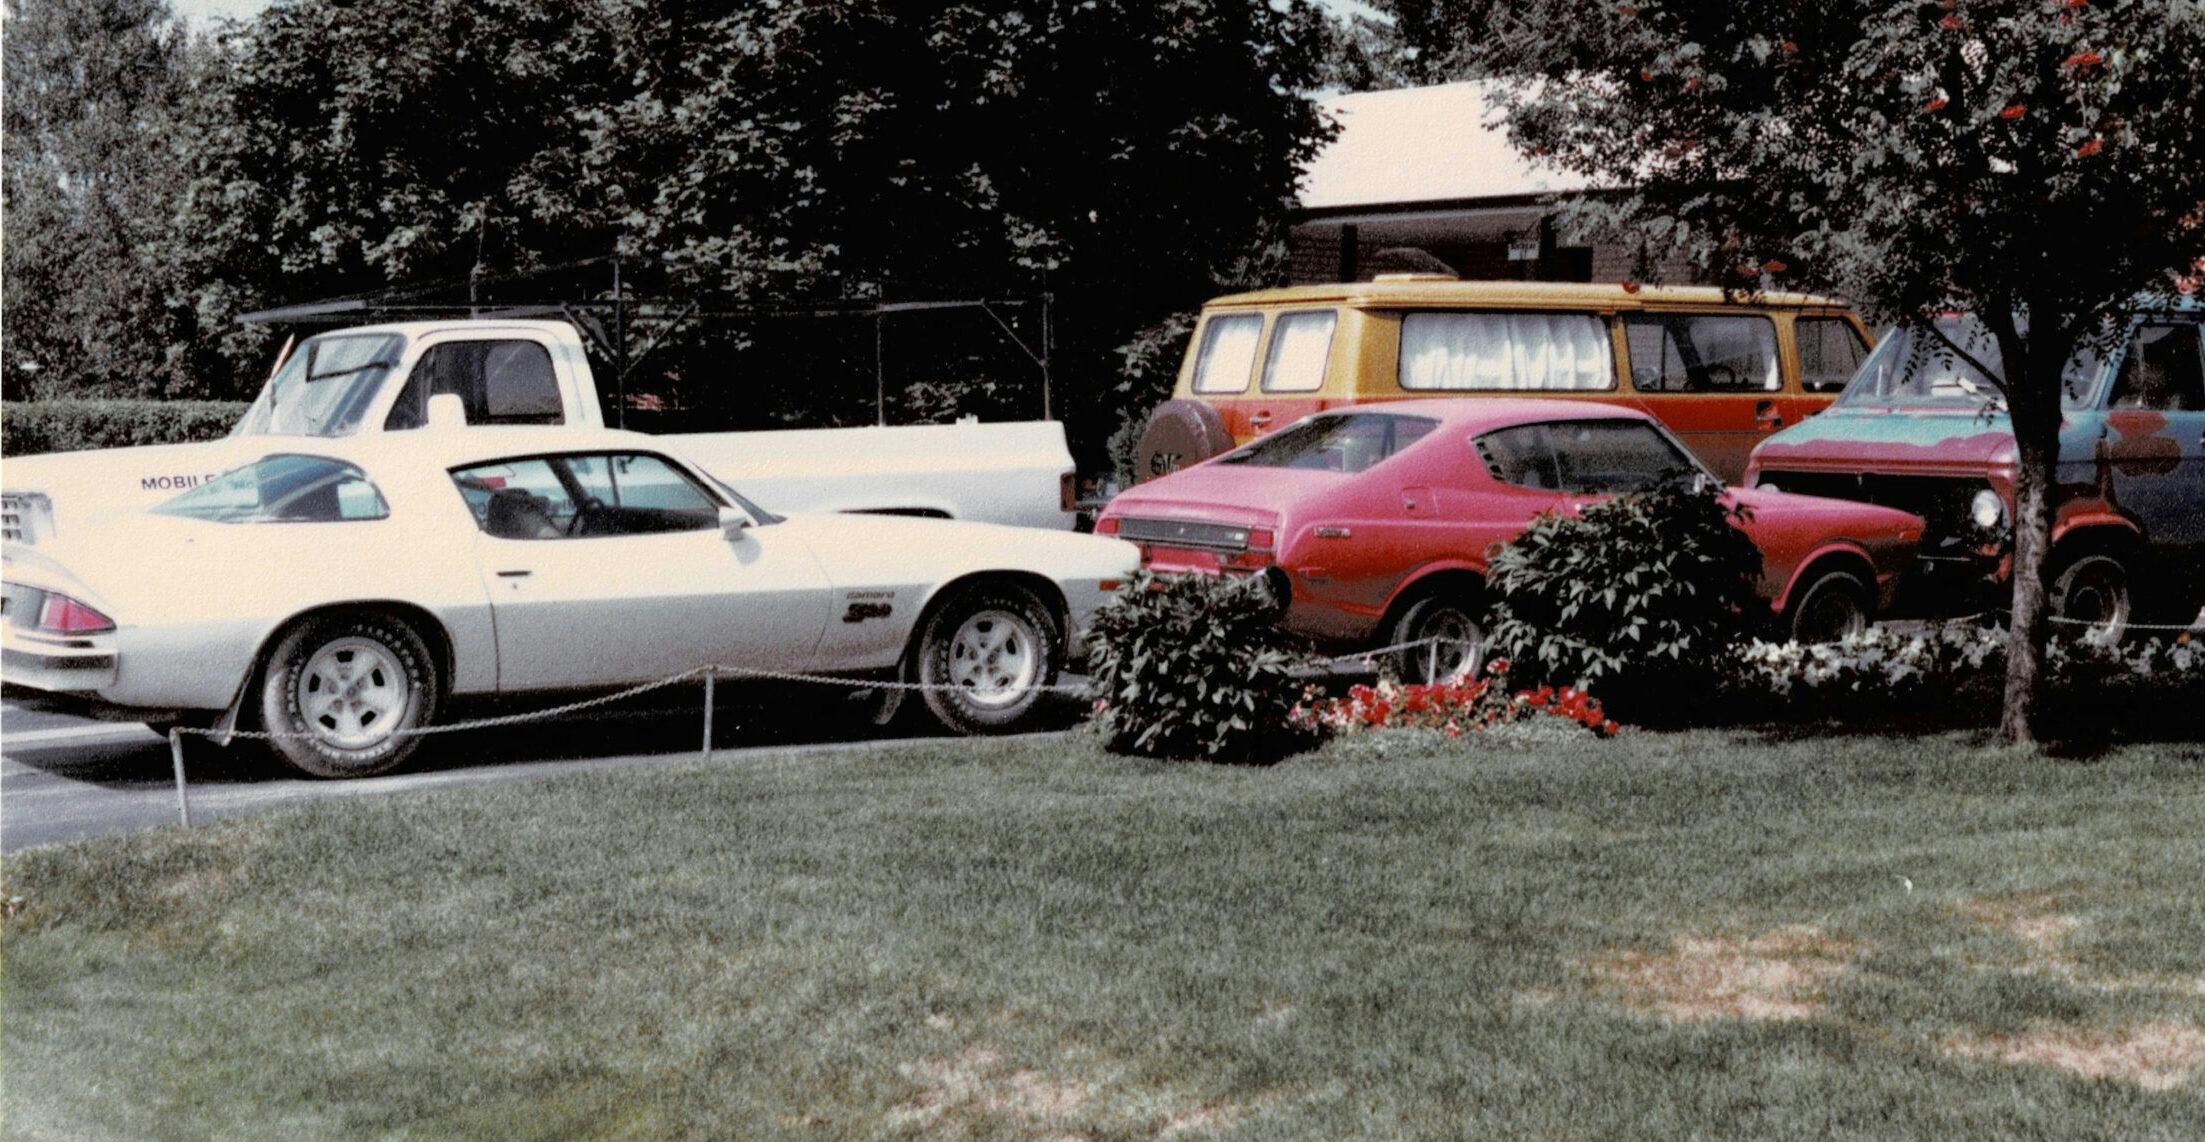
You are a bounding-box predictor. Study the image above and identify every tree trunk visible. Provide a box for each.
[1989,307,2074,745]
[2000,418,2058,744]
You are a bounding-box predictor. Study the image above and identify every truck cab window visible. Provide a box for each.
[387,340,564,430]
[2109,323,2205,412]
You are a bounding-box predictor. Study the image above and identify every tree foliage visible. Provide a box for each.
[10,0,1334,441]
[1381,0,2205,741]
[2,0,203,398]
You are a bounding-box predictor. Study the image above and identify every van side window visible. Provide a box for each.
[1797,317,1869,393]
[1398,312,1614,391]
[1190,314,1264,394]
[386,340,565,430]
[1260,311,1338,393]
[1625,314,1780,393]
[2109,322,2205,412]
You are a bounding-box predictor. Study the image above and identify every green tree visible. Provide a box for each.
[1382,0,2205,742]
[2,0,203,398]
[167,0,1333,438]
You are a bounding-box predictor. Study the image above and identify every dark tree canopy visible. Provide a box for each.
[7,0,1335,450]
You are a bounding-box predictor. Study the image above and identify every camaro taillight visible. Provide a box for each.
[1093,517,1121,535]
[38,592,114,634]
[1246,528,1275,551]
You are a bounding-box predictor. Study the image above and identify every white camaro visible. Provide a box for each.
[1,425,1139,777]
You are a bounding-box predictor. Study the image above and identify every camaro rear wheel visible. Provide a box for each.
[2050,552,2132,643]
[1787,569,1872,645]
[259,613,439,778]
[1387,589,1486,683]
[915,584,1061,735]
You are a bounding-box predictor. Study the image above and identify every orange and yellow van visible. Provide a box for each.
[1134,277,1874,485]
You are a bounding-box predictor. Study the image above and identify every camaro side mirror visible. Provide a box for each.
[718,505,751,541]
[426,393,468,431]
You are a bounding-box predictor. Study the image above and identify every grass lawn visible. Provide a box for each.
[5,727,2203,1139]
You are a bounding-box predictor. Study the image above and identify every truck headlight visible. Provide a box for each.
[1969,489,2006,531]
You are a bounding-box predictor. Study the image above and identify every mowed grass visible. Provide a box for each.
[4,729,2203,1139]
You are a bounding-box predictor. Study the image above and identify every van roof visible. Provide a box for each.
[1202,280,1853,312]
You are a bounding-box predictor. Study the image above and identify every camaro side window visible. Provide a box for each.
[387,340,564,430]
[453,453,720,540]
[155,455,389,523]
[1548,421,1701,494]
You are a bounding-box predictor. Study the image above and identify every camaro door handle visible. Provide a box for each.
[495,569,533,578]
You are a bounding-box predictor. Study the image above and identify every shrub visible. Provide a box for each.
[1485,480,1764,721]
[2,400,251,457]
[1732,623,2205,736]
[1085,569,1318,762]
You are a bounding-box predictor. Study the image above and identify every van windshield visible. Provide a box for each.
[233,334,407,437]
[1217,412,1438,473]
[1835,317,2104,410]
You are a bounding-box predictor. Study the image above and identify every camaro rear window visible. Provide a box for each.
[1217,412,1438,474]
[154,455,389,523]
[1474,420,1702,494]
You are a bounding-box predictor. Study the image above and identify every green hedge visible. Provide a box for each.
[1,400,252,457]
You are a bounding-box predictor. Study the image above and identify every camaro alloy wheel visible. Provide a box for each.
[259,614,439,778]
[916,584,1061,734]
[1390,592,1485,684]
[1787,570,1872,645]
[2050,553,2132,643]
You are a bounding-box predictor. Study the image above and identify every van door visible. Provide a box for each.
[2101,319,2205,575]
[1621,312,1784,483]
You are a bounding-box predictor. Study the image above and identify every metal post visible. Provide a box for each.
[612,258,628,430]
[701,670,716,761]
[1039,279,1054,422]
[875,309,886,427]
[169,730,193,827]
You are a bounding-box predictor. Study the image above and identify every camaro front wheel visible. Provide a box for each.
[914,584,1062,735]
[258,613,439,778]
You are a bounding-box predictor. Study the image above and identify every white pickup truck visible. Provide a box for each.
[2,319,1078,544]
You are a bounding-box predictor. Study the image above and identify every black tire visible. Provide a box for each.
[2049,551,2133,643]
[1132,400,1235,484]
[258,613,440,778]
[914,583,1062,735]
[1786,569,1872,644]
[1385,585,1486,683]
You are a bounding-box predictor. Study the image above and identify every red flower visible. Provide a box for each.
[1999,103,2027,119]
[1639,69,1654,83]
[1620,280,1642,294]
[1939,13,1961,29]
[1779,40,1799,54]
[1924,96,1949,112]
[2064,50,2102,69]
[2076,136,2104,157]
[1762,258,1790,273]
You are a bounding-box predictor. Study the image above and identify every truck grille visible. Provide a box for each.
[1114,517,1253,551]
[1756,472,1986,552]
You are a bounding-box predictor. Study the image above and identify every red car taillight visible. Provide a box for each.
[1093,517,1121,536]
[38,592,114,634]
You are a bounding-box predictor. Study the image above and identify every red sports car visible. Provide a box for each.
[1096,399,1925,678]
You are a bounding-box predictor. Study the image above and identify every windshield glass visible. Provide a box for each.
[153,454,389,523]
[1835,316,2105,410]
[1216,412,1439,474]
[233,334,406,437]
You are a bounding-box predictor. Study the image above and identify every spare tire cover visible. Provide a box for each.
[1133,400,1236,483]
